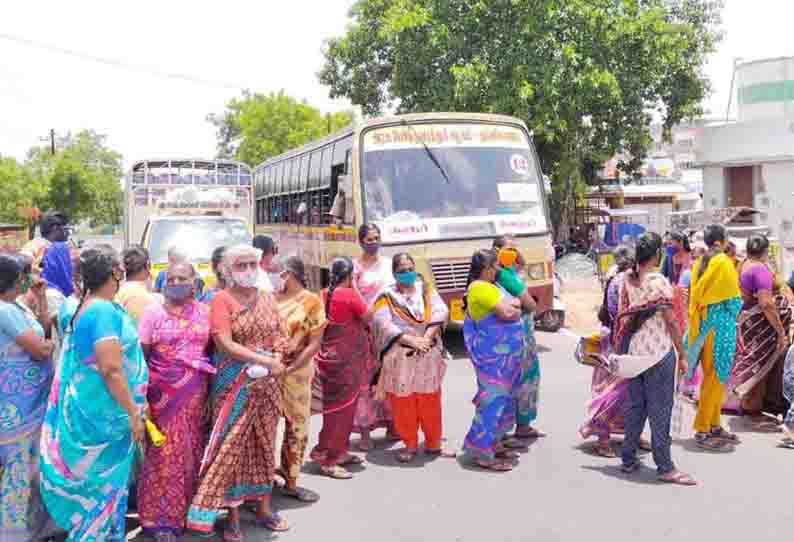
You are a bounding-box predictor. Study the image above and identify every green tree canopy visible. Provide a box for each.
[208,90,352,166]
[320,0,722,232]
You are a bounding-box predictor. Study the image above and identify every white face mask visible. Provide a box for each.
[232,270,258,289]
[268,272,285,292]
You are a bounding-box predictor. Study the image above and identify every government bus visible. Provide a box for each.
[252,113,554,326]
[124,158,254,285]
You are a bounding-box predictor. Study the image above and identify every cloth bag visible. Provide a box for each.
[671,384,697,440]
[607,353,661,379]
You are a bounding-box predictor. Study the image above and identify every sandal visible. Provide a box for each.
[222,523,243,542]
[356,435,372,451]
[750,419,781,433]
[658,470,697,486]
[514,428,547,440]
[779,437,794,449]
[710,427,741,443]
[594,441,617,458]
[639,439,653,452]
[425,448,457,458]
[495,449,521,460]
[695,433,733,453]
[278,485,319,503]
[475,459,514,472]
[255,513,290,532]
[621,461,641,474]
[318,465,353,479]
[396,448,418,463]
[339,453,364,466]
[501,437,528,450]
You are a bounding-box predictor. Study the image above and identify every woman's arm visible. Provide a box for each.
[15,330,54,361]
[285,331,323,374]
[95,339,145,443]
[757,289,788,347]
[661,307,688,373]
[493,299,521,321]
[213,332,286,374]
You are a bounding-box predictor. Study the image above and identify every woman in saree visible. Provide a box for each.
[580,245,651,457]
[668,232,692,332]
[136,262,214,542]
[186,245,290,539]
[199,246,227,304]
[310,258,371,479]
[371,253,453,463]
[727,234,791,429]
[0,253,55,542]
[686,224,743,452]
[272,256,326,503]
[613,233,695,485]
[40,245,148,542]
[351,223,397,450]
[462,249,525,472]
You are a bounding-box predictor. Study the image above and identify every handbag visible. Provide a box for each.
[607,353,662,379]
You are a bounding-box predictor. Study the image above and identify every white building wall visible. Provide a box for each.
[757,161,794,251]
[702,167,725,210]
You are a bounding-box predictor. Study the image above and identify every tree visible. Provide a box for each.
[320,0,723,235]
[0,156,47,228]
[26,130,124,226]
[208,90,352,166]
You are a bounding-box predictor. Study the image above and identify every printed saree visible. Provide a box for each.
[186,291,289,534]
[40,300,148,542]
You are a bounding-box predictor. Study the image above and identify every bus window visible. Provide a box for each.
[319,145,332,188]
[308,151,321,189]
[332,136,352,170]
[297,155,308,192]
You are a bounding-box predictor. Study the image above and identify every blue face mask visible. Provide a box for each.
[164,283,193,302]
[394,271,417,286]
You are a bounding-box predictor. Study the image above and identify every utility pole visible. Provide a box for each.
[48,129,55,155]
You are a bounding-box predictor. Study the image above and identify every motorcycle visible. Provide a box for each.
[536,271,565,332]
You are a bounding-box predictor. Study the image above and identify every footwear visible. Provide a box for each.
[710,427,741,443]
[658,470,697,486]
[514,427,547,440]
[339,453,364,466]
[695,433,733,452]
[594,441,617,458]
[396,448,418,463]
[222,522,243,542]
[474,459,514,472]
[638,439,653,452]
[779,437,794,449]
[501,437,528,450]
[318,465,353,479]
[425,447,457,458]
[621,461,641,474]
[356,433,372,451]
[278,485,320,503]
[255,513,290,532]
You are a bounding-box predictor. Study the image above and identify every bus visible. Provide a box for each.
[253,113,554,326]
[124,158,254,285]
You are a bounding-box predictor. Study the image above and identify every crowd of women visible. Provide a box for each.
[5,212,794,541]
[578,224,794,486]
[0,216,546,542]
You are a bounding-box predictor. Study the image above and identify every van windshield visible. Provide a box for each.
[148,218,251,264]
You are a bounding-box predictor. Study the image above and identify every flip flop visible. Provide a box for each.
[425,448,457,458]
[474,459,514,472]
[255,513,290,532]
[514,428,547,440]
[658,470,697,486]
[501,437,528,450]
[710,427,741,443]
[638,439,653,452]
[779,437,794,449]
[695,434,733,453]
[339,454,364,466]
[279,485,319,503]
[594,443,618,458]
[621,461,641,474]
[318,465,353,479]
[396,448,418,463]
[495,449,521,460]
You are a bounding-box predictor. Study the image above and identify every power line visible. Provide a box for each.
[0,31,249,91]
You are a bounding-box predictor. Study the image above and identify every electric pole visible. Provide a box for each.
[48,129,55,155]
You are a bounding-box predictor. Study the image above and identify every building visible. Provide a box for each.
[696,56,794,270]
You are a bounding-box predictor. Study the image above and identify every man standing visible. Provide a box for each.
[21,210,70,270]
[253,235,279,292]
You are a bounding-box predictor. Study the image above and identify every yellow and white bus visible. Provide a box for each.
[124,158,254,285]
[253,113,554,325]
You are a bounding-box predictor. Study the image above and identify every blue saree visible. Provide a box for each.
[40,300,148,542]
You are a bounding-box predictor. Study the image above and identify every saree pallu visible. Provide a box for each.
[138,333,213,537]
[0,357,54,542]
[462,312,525,461]
[352,330,393,434]
[724,295,793,413]
[40,305,148,542]
[187,293,288,534]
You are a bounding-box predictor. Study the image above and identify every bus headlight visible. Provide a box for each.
[527,263,546,281]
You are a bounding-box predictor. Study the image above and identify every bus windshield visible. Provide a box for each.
[361,123,547,241]
[148,218,251,264]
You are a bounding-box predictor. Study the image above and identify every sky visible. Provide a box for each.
[1,0,793,166]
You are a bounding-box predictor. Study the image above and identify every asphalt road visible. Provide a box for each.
[127,329,794,542]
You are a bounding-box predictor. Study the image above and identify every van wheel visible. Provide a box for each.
[537,311,564,333]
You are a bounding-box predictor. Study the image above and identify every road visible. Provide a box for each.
[126,329,793,542]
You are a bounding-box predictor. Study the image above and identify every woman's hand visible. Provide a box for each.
[130,413,146,445]
[677,352,689,375]
[402,335,431,353]
[269,361,287,377]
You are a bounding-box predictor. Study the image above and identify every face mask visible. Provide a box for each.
[361,241,381,256]
[164,283,193,302]
[232,270,258,289]
[394,271,417,286]
[268,272,285,292]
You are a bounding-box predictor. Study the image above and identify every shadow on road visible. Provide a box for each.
[579,464,664,486]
